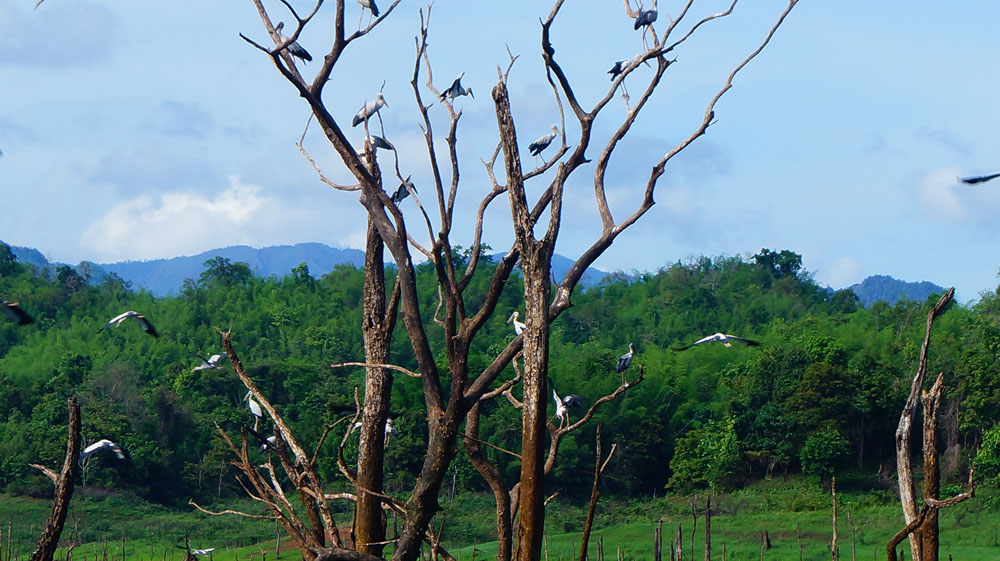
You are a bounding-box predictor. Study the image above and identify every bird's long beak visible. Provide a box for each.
[469,88,475,99]
[507,312,515,324]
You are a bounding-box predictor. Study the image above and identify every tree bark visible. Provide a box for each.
[355,217,397,557]
[919,374,944,561]
[30,397,81,561]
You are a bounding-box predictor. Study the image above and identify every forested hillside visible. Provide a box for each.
[2,242,999,507]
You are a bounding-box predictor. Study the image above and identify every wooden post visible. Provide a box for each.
[832,476,839,561]
[705,497,711,561]
[654,520,662,561]
[691,500,698,561]
[676,523,683,561]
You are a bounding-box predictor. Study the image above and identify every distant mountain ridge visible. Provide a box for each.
[3,241,945,305]
[2,242,616,297]
[848,274,946,307]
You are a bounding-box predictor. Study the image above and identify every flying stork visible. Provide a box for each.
[100,311,159,338]
[1,301,34,325]
[78,439,127,466]
[674,332,760,351]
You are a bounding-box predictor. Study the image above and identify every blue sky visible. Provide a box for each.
[2,0,999,303]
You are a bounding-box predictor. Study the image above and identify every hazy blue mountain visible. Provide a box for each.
[849,274,946,307]
[7,243,48,268]
[100,243,367,296]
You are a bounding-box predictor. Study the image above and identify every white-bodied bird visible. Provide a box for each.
[528,125,559,161]
[192,353,224,372]
[244,391,264,431]
[79,439,126,466]
[615,343,635,373]
[674,332,760,351]
[506,311,526,336]
[275,22,312,62]
[439,72,473,101]
[100,311,159,338]
[353,93,388,127]
[357,0,380,28]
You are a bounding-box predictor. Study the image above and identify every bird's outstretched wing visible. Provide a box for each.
[2,301,34,325]
[960,172,1000,185]
[136,315,159,338]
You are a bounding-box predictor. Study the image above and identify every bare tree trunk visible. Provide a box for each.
[464,402,512,561]
[491,79,557,561]
[895,288,953,561]
[30,397,81,561]
[577,425,615,561]
[355,218,398,557]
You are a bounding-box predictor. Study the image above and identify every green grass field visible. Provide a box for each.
[2,478,998,561]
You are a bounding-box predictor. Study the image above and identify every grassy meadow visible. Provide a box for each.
[3,478,997,561]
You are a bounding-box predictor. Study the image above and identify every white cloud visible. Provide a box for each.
[81,177,268,261]
[821,256,862,289]
[914,167,966,222]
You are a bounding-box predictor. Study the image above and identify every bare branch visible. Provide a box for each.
[331,361,422,378]
[188,500,279,520]
[29,464,58,484]
[298,115,361,191]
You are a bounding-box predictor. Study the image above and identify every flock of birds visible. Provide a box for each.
[505,308,760,427]
[263,0,668,189]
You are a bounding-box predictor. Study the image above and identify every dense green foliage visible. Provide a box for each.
[1,243,998,508]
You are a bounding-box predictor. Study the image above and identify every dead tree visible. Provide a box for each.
[29,397,81,561]
[226,1,802,560]
[890,288,975,561]
[576,424,617,561]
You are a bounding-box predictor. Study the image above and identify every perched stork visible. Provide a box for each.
[353,92,388,127]
[192,353,224,372]
[551,383,585,427]
[244,391,264,431]
[506,311,526,336]
[1,301,34,325]
[357,0,380,28]
[78,439,126,466]
[634,8,657,48]
[259,435,278,454]
[274,22,312,62]
[100,311,159,338]
[960,172,1000,185]
[390,176,415,205]
[608,59,629,81]
[439,72,474,101]
[528,125,559,162]
[674,332,760,351]
[634,9,657,29]
[615,343,635,373]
